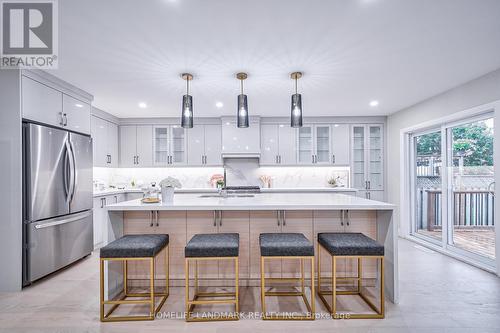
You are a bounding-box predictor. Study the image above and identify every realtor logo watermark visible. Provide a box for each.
[1,0,58,68]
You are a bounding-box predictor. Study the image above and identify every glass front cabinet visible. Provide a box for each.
[351,124,384,199]
[153,125,186,166]
[296,125,332,164]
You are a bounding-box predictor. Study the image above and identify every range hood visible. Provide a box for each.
[222,152,260,160]
[220,116,261,157]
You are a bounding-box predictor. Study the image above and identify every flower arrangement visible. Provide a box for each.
[328,176,341,187]
[159,176,182,188]
[260,175,272,188]
[210,174,225,188]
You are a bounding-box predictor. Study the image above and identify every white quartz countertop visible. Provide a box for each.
[106,192,394,211]
[94,187,357,197]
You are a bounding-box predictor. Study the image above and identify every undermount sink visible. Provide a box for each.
[199,194,255,198]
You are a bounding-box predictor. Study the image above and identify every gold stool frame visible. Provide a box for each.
[317,242,385,319]
[100,244,169,322]
[260,256,316,320]
[185,257,239,322]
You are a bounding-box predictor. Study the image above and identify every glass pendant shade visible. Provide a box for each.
[291,93,303,128]
[237,94,249,128]
[181,94,193,128]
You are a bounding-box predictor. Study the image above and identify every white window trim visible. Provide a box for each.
[399,100,500,275]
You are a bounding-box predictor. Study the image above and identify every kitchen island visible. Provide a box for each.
[105,192,398,303]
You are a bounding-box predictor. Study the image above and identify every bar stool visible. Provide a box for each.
[184,233,239,322]
[259,233,315,320]
[317,232,384,319]
[99,234,169,322]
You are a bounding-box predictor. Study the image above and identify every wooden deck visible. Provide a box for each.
[417,228,496,259]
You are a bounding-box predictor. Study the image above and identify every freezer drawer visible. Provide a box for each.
[26,211,93,282]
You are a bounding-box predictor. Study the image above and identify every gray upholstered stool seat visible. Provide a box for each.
[318,232,384,256]
[100,234,169,258]
[185,233,239,258]
[260,233,314,257]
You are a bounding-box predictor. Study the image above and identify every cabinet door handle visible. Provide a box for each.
[100,198,104,208]
[59,112,64,126]
[114,195,117,203]
[332,155,335,164]
[137,155,140,165]
[156,211,159,227]
[368,181,371,189]
[202,155,204,164]
[63,113,68,126]
[219,211,222,227]
[282,211,286,226]
[150,211,154,227]
[340,210,344,226]
[346,210,350,226]
[312,155,315,164]
[277,211,281,226]
[213,211,217,227]
[109,155,112,164]
[279,155,282,164]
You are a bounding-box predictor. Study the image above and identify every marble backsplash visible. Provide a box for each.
[94,163,350,189]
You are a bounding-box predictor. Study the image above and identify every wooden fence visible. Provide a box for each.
[417,189,495,230]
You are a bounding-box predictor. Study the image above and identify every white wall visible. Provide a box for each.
[387,68,500,273]
[0,70,23,291]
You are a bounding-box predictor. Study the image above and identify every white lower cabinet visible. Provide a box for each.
[93,194,127,249]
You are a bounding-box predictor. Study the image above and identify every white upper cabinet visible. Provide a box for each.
[221,119,260,155]
[204,124,222,165]
[351,124,384,194]
[297,125,332,164]
[22,76,91,134]
[260,124,296,165]
[153,125,185,166]
[187,124,222,166]
[136,125,153,166]
[63,94,91,134]
[331,124,350,165]
[22,76,63,127]
[260,124,279,164]
[120,125,153,167]
[91,115,118,167]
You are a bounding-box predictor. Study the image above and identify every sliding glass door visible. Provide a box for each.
[447,117,495,262]
[411,130,443,243]
[410,113,495,267]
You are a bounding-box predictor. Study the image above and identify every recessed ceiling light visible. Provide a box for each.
[369,100,379,107]
[75,103,83,108]
[138,102,148,109]
[215,102,224,108]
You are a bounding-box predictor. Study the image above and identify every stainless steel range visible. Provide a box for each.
[22,122,93,286]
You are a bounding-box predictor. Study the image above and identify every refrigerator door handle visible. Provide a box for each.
[63,144,71,203]
[34,211,92,229]
[68,139,78,202]
[64,140,76,202]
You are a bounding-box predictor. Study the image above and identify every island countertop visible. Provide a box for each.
[106,192,394,211]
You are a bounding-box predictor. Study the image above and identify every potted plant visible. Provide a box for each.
[159,177,182,203]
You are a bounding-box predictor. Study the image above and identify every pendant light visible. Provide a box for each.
[236,72,249,128]
[290,71,303,128]
[181,73,193,128]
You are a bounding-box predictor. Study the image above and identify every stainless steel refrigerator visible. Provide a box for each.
[23,122,93,286]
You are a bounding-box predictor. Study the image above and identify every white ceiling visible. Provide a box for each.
[54,0,500,118]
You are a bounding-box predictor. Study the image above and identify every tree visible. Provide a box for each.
[416,121,494,166]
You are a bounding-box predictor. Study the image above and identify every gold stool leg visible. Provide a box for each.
[310,256,315,316]
[185,258,190,317]
[150,257,155,318]
[357,257,362,293]
[260,256,266,316]
[100,259,105,321]
[380,257,385,317]
[332,256,337,317]
[235,257,240,313]
[300,258,305,295]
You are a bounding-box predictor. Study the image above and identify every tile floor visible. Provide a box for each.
[0,238,499,333]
